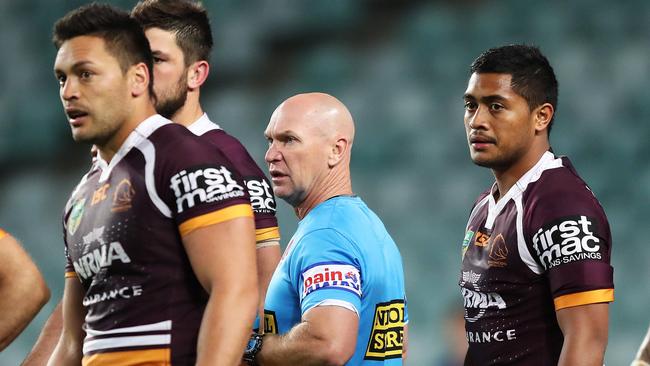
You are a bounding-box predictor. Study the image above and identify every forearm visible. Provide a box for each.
[256,243,281,323]
[558,333,607,366]
[46,332,83,366]
[196,288,257,365]
[258,323,340,366]
[0,270,50,350]
[22,302,63,366]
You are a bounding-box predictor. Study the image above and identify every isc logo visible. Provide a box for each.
[245,179,276,212]
[532,215,602,269]
[364,300,405,360]
[170,166,245,213]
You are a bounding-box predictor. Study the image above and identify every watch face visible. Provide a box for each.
[246,337,257,352]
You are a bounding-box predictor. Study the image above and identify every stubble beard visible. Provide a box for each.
[155,73,188,120]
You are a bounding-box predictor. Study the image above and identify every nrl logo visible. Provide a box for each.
[67,198,86,236]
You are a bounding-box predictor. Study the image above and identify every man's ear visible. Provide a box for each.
[129,62,150,98]
[534,102,554,134]
[328,137,350,168]
[187,60,209,90]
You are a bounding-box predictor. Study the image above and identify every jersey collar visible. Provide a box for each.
[186,113,221,136]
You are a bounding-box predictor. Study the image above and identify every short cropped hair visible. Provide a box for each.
[132,0,213,66]
[53,3,155,96]
[470,44,559,134]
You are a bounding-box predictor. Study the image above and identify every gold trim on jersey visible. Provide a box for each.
[65,271,78,279]
[179,204,253,236]
[554,288,614,310]
[82,348,170,366]
[255,226,280,242]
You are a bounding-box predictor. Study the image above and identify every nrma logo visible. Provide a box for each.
[245,178,276,213]
[170,166,245,213]
[301,263,362,300]
[532,215,602,270]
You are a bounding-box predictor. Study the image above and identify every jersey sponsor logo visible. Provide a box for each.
[67,198,86,235]
[92,183,110,206]
[488,234,508,267]
[245,178,276,213]
[364,299,405,360]
[532,215,602,270]
[462,229,474,259]
[300,263,362,300]
[466,329,516,343]
[170,165,245,213]
[112,179,135,213]
[73,226,132,280]
[263,310,278,334]
[461,288,507,323]
[83,285,143,306]
[474,231,490,247]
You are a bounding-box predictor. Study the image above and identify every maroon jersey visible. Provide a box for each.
[459,151,614,365]
[187,114,279,243]
[63,115,253,365]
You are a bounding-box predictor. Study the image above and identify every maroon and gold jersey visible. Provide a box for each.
[63,115,253,365]
[460,151,614,365]
[187,114,279,243]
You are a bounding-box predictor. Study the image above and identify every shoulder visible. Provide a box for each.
[523,157,606,219]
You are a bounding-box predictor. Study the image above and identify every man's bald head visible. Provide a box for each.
[265,93,355,213]
[270,92,355,146]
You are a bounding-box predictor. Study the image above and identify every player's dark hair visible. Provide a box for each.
[470,44,558,135]
[132,0,213,66]
[53,3,155,97]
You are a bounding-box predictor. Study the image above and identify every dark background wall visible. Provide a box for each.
[1,0,648,364]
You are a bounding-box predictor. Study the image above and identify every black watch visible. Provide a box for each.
[243,333,264,365]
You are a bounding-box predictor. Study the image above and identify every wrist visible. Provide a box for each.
[243,333,264,366]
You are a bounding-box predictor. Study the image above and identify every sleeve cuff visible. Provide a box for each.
[554,288,614,310]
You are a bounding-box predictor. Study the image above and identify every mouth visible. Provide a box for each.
[65,108,89,126]
[469,134,496,150]
[268,169,288,182]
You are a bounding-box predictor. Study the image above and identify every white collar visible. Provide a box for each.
[186,113,221,136]
[96,114,171,182]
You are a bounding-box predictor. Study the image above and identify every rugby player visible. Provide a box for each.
[0,228,49,350]
[48,4,257,365]
[130,0,281,327]
[241,93,408,365]
[459,44,614,365]
[25,2,280,364]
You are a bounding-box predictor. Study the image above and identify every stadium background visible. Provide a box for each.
[1,0,648,364]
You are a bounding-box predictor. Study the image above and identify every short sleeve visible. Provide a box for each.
[290,229,363,316]
[525,181,614,310]
[154,128,253,236]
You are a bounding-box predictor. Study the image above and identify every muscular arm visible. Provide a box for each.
[183,216,258,366]
[0,235,50,350]
[22,301,63,366]
[47,278,85,366]
[556,303,609,366]
[256,241,281,328]
[632,325,650,366]
[257,305,359,366]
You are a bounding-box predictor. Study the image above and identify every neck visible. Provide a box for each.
[492,142,549,201]
[97,102,157,163]
[171,90,203,127]
[295,169,353,220]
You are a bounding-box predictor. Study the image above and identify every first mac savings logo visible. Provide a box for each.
[170,165,245,213]
[532,215,603,270]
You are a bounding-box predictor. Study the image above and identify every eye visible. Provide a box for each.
[153,56,164,64]
[56,74,66,86]
[80,71,92,80]
[464,101,477,111]
[490,103,504,111]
